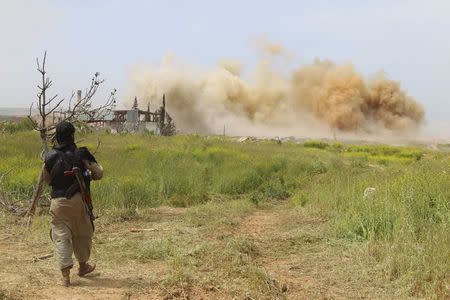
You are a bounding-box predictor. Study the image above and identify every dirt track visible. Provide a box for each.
[0,204,404,299]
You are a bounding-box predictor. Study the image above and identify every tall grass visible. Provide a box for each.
[0,131,448,297]
[292,156,449,297]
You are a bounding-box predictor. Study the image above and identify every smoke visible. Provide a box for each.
[291,60,424,131]
[129,46,424,137]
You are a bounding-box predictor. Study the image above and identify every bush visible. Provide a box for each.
[303,140,329,150]
[346,145,423,161]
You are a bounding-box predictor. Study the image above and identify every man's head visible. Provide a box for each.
[55,121,75,145]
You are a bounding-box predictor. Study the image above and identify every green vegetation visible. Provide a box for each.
[0,118,34,134]
[0,132,448,298]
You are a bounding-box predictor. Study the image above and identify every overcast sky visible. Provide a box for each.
[1,0,449,127]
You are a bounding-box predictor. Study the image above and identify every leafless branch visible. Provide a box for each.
[46,98,65,115]
[32,253,53,262]
[27,103,38,130]
[46,94,59,106]
[28,52,116,148]
[92,137,101,155]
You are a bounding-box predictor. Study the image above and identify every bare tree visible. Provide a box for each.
[25,51,116,225]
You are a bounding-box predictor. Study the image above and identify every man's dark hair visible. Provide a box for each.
[55,121,75,145]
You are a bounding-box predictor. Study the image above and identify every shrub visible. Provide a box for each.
[303,140,329,150]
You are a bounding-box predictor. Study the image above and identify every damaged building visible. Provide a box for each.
[108,95,165,133]
[51,92,175,135]
[83,94,175,134]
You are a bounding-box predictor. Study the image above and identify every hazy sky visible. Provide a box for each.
[1,0,449,126]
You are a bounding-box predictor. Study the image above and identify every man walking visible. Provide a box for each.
[43,121,103,286]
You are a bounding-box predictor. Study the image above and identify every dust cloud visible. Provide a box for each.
[128,44,424,137]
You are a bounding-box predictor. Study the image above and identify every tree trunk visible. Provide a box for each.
[25,131,50,227]
[25,164,45,227]
[40,129,49,154]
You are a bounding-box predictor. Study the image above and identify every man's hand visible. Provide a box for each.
[83,160,104,181]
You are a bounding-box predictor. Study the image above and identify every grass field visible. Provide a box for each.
[0,131,449,299]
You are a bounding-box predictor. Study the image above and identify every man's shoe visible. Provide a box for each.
[61,266,72,287]
[78,262,96,277]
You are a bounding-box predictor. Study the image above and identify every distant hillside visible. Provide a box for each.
[0,107,35,117]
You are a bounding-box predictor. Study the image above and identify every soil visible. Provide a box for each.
[0,205,404,300]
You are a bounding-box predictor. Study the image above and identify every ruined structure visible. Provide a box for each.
[101,94,173,134]
[49,92,174,134]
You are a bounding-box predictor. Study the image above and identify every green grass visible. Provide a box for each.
[0,131,449,298]
[0,119,35,134]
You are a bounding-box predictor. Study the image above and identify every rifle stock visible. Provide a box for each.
[72,167,95,223]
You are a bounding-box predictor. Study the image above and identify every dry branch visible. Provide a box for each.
[32,253,54,262]
[25,165,45,226]
[130,228,159,233]
[92,136,101,155]
[0,195,5,207]
[0,169,13,208]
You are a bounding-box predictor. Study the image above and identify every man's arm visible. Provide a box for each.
[77,147,103,180]
[43,149,59,185]
[83,161,103,180]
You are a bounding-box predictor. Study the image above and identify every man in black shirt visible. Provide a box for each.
[43,121,103,287]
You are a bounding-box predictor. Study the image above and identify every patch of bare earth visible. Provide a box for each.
[1,204,404,299]
[0,231,159,300]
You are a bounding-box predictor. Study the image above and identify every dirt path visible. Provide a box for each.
[234,209,402,299]
[0,241,158,300]
[0,204,404,299]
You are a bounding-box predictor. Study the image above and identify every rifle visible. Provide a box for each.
[64,167,96,226]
